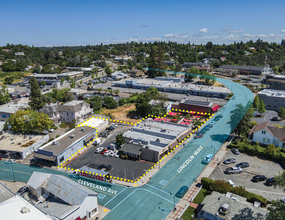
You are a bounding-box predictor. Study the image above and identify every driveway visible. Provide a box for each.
[252,110,285,126]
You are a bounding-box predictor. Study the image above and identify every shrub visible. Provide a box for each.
[201,177,214,191]
[56,135,60,138]
[59,123,66,128]
[48,138,54,142]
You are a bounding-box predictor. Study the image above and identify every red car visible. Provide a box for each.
[100,149,108,154]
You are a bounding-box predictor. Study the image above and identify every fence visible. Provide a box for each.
[177,184,203,219]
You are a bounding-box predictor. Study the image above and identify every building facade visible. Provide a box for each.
[258,89,285,111]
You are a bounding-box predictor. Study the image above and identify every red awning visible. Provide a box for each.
[211,105,220,112]
[75,217,82,220]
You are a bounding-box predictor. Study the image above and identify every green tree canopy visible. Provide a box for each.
[258,100,266,114]
[104,97,118,109]
[116,132,125,147]
[29,77,44,111]
[253,95,260,108]
[0,85,11,104]
[278,107,285,119]
[4,109,54,133]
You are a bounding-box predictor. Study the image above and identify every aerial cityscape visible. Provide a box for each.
[1,0,285,220]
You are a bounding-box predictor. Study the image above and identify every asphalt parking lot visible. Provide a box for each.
[65,124,153,180]
[252,110,285,126]
[210,149,285,201]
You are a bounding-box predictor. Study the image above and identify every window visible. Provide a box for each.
[274,139,277,144]
[268,105,271,107]
[59,156,64,162]
[262,131,266,134]
[267,138,270,143]
[263,137,266,142]
[283,143,285,148]
[67,112,68,115]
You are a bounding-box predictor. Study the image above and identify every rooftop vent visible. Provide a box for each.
[221,204,229,212]
[53,141,60,146]
[20,207,30,214]
[69,134,75,138]
[81,128,85,132]
[156,138,161,143]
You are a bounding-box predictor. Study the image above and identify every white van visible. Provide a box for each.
[93,138,102,146]
[227,180,235,187]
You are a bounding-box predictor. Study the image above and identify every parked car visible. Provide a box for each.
[252,175,267,182]
[175,186,189,198]
[266,177,277,186]
[227,180,235,187]
[223,158,236,164]
[104,150,112,156]
[115,153,120,158]
[231,148,240,155]
[93,138,102,146]
[202,154,213,164]
[17,186,30,195]
[106,126,115,131]
[100,149,108,154]
[5,159,16,164]
[207,124,213,128]
[49,128,55,133]
[225,167,243,174]
[105,165,112,172]
[271,117,279,121]
[95,147,104,153]
[236,162,249,168]
[98,164,105,170]
[109,150,118,157]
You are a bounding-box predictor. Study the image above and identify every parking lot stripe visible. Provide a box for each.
[240,153,245,158]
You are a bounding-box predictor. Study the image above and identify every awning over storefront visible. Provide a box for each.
[211,105,220,112]
[33,153,56,161]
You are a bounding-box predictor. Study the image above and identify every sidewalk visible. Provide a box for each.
[165,141,229,220]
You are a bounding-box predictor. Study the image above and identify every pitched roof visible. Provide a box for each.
[58,100,90,113]
[248,121,273,135]
[28,172,97,206]
[120,143,142,155]
[267,126,285,142]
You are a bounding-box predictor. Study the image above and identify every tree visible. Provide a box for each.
[253,95,260,108]
[114,89,119,96]
[258,100,266,114]
[4,76,13,84]
[105,66,112,77]
[116,132,125,147]
[61,78,65,84]
[41,81,46,86]
[265,144,276,157]
[228,102,254,136]
[91,73,95,79]
[227,93,234,99]
[70,79,76,88]
[97,88,102,94]
[278,107,285,119]
[0,85,11,104]
[119,98,126,106]
[104,97,117,109]
[4,109,54,133]
[66,75,71,81]
[29,77,44,111]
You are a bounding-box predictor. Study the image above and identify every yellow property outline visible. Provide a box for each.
[57,111,215,184]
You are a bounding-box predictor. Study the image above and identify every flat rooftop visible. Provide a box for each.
[81,117,106,128]
[0,133,45,152]
[123,119,188,151]
[0,182,15,203]
[40,127,94,156]
[114,78,230,93]
[259,89,285,97]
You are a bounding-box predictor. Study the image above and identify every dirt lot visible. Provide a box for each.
[100,104,139,123]
[210,150,285,201]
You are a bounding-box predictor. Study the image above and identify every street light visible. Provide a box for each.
[170,193,176,211]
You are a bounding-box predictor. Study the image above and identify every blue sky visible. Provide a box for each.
[1,0,285,46]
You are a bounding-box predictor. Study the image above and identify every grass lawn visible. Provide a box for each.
[181,189,211,219]
[192,188,211,204]
[181,206,196,220]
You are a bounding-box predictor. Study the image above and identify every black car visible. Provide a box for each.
[266,177,276,186]
[17,186,30,195]
[106,126,115,131]
[236,162,249,168]
[231,148,240,155]
[271,117,279,121]
[252,175,267,182]
[223,158,236,164]
[105,165,112,172]
[98,164,105,170]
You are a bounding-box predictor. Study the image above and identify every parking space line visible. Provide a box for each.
[240,153,245,159]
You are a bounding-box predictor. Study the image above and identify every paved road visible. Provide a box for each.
[102,70,254,220]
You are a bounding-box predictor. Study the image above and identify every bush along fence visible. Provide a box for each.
[228,140,285,162]
[201,177,267,206]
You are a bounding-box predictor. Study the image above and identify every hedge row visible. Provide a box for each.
[201,177,267,206]
[228,140,285,161]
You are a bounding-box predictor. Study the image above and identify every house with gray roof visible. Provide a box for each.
[219,65,268,75]
[249,121,285,148]
[198,191,268,220]
[119,143,143,160]
[27,172,98,220]
[40,103,60,124]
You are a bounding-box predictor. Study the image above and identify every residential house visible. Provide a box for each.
[198,52,204,56]
[198,191,268,220]
[27,172,99,220]
[220,57,227,61]
[40,103,61,124]
[129,69,145,78]
[15,52,24,56]
[249,121,285,148]
[111,71,128,80]
[58,100,92,124]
